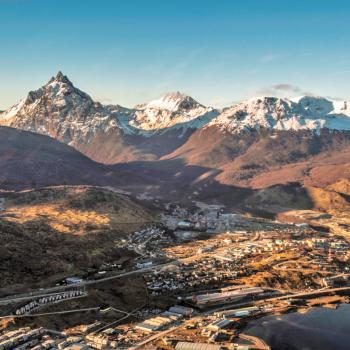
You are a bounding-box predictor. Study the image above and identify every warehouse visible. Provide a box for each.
[168,305,194,316]
[175,342,224,350]
[66,277,83,285]
[217,306,259,318]
[177,221,193,230]
[136,260,154,269]
[135,316,173,332]
[206,318,232,331]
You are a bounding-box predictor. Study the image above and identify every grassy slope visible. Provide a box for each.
[0,186,156,290]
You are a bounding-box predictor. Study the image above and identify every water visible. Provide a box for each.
[243,304,350,350]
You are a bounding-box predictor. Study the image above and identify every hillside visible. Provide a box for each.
[0,126,148,190]
[0,186,155,289]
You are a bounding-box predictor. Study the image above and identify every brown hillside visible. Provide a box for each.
[0,186,155,289]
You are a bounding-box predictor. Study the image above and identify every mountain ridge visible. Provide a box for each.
[2,72,350,196]
[2,72,350,139]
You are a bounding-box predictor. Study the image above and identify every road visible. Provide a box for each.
[131,324,182,349]
[272,260,333,275]
[0,261,178,306]
[0,307,100,319]
[131,286,350,348]
[274,286,350,300]
[239,333,270,350]
[100,306,139,316]
[131,300,272,350]
[91,305,144,335]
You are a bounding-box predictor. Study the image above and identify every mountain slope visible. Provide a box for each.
[0,126,144,190]
[0,73,219,163]
[0,186,155,288]
[161,127,350,189]
[2,72,350,196]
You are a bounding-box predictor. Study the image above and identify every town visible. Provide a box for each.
[1,203,350,350]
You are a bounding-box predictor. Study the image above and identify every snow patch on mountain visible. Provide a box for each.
[0,76,219,139]
[0,72,131,144]
[1,73,350,143]
[129,92,219,135]
[208,96,350,134]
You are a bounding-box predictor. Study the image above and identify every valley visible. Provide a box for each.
[1,194,350,349]
[1,73,350,349]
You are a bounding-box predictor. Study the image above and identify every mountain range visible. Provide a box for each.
[1,71,350,210]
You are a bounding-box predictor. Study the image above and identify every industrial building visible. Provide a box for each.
[135,315,174,332]
[192,287,264,307]
[168,306,194,316]
[175,342,225,350]
[217,306,260,318]
[65,277,83,285]
[206,318,232,331]
[136,260,154,269]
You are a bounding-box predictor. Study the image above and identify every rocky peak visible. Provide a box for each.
[48,71,73,85]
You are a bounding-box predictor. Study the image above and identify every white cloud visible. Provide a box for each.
[251,83,313,98]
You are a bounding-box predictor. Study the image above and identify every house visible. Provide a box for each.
[136,260,153,269]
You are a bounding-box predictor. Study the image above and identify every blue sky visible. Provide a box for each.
[1,0,350,109]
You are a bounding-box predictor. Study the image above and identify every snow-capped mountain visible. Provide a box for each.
[2,72,350,169]
[207,96,350,134]
[0,72,222,162]
[130,92,219,134]
[2,72,350,141]
[0,72,218,140]
[0,72,132,145]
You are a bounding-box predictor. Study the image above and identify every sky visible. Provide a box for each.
[1,0,350,109]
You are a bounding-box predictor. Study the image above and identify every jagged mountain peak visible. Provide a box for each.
[48,71,73,85]
[43,71,91,100]
[0,72,123,145]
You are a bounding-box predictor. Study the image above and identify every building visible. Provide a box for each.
[65,276,83,285]
[218,306,259,318]
[192,287,264,307]
[323,274,350,288]
[168,305,194,316]
[206,318,232,331]
[136,260,153,269]
[177,221,193,230]
[64,345,92,350]
[135,315,174,332]
[175,342,224,350]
